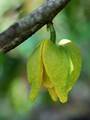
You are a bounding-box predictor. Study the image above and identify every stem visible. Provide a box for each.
[47,22,56,43]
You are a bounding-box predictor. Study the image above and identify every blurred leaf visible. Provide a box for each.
[0,53,22,97]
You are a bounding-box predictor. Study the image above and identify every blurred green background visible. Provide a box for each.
[0,0,90,120]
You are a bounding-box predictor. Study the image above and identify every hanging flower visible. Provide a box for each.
[27,39,82,103]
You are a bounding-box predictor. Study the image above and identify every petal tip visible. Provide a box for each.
[59,95,68,103]
[59,39,71,45]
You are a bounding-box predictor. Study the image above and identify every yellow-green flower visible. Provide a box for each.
[27,39,82,103]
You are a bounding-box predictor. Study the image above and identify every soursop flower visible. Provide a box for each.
[27,39,82,103]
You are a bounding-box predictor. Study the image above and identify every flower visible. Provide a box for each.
[27,39,82,103]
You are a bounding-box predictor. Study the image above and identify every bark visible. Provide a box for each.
[0,0,70,53]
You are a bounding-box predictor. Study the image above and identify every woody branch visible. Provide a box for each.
[0,0,70,53]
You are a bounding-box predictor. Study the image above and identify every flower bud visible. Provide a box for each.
[27,39,82,103]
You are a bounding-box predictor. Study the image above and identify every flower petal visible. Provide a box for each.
[42,40,69,103]
[48,87,58,102]
[59,39,82,93]
[27,41,44,101]
[43,67,53,89]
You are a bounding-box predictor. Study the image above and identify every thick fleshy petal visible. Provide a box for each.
[43,67,53,89]
[42,40,69,103]
[48,87,58,102]
[43,78,53,89]
[27,41,44,101]
[59,39,82,93]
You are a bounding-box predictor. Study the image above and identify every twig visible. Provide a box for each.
[0,0,70,53]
